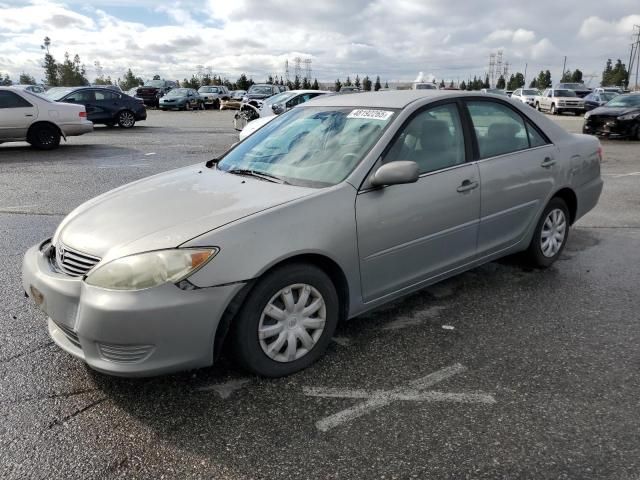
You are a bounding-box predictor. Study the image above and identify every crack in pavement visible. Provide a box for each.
[0,388,100,407]
[0,341,55,363]
[48,397,107,429]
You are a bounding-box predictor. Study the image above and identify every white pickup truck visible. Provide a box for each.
[534,88,585,115]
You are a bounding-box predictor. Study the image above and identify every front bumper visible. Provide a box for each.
[583,117,637,137]
[22,240,244,377]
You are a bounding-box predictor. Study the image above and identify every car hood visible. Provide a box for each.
[54,164,315,261]
[160,96,186,101]
[239,115,276,140]
[589,106,639,116]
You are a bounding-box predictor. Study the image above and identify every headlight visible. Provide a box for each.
[85,248,218,290]
[617,112,640,121]
[584,112,591,119]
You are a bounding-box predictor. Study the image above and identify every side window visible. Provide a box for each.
[467,101,529,158]
[95,90,118,101]
[0,91,32,108]
[67,90,95,103]
[526,120,549,148]
[384,103,465,174]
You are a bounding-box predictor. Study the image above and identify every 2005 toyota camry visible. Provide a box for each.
[22,91,603,377]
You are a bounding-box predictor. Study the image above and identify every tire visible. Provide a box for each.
[535,102,540,111]
[524,197,570,268]
[231,263,339,377]
[117,110,135,128]
[28,123,61,150]
[185,102,191,111]
[199,101,205,110]
[550,103,557,115]
[634,124,640,141]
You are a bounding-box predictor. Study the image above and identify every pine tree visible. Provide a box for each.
[335,78,342,91]
[267,75,274,84]
[496,75,505,89]
[293,75,301,89]
[153,74,161,80]
[483,75,490,88]
[374,75,381,91]
[459,80,466,90]
[0,73,11,86]
[19,73,36,84]
[302,77,311,89]
[362,76,372,91]
[570,69,583,83]
[119,69,143,90]
[312,78,319,90]
[345,76,352,87]
[439,79,445,88]
[354,75,361,89]
[529,79,537,88]
[384,81,389,88]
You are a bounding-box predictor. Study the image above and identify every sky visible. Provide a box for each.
[0,0,639,87]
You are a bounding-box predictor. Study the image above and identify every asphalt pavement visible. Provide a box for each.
[1,109,639,479]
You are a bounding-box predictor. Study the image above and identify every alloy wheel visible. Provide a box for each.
[540,208,566,257]
[258,283,326,363]
[119,111,135,128]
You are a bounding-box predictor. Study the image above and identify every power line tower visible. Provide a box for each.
[628,25,640,90]
[284,60,290,84]
[294,57,302,80]
[503,61,510,79]
[303,58,312,80]
[488,53,496,87]
[495,50,503,86]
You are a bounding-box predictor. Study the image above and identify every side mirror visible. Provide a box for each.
[272,103,285,115]
[369,161,419,187]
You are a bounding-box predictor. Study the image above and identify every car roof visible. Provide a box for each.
[305,90,484,109]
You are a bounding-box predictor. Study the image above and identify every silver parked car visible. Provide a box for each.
[22,91,603,377]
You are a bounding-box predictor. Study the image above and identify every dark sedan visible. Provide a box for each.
[583,92,619,112]
[158,88,204,111]
[45,87,146,128]
[583,93,640,140]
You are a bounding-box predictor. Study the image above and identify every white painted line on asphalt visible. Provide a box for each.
[304,363,495,432]
[0,204,39,210]
[603,172,640,178]
[144,152,157,156]
[196,378,250,399]
[332,336,352,346]
[97,163,150,169]
[442,325,455,330]
[382,305,447,330]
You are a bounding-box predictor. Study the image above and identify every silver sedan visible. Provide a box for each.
[22,91,603,377]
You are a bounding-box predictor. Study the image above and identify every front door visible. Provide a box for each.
[465,99,558,256]
[356,102,480,302]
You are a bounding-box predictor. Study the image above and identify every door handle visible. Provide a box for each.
[457,180,479,193]
[541,157,556,168]
[25,114,33,117]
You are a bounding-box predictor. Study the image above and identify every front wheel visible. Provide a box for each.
[117,110,135,128]
[550,104,557,115]
[524,197,570,268]
[231,263,339,377]
[535,102,540,111]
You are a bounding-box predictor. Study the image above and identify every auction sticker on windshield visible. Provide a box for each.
[347,109,394,121]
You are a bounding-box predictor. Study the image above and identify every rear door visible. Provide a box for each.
[355,102,480,301]
[93,90,121,122]
[63,90,97,121]
[465,99,558,257]
[0,90,38,139]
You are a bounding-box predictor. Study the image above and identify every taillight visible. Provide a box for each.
[79,111,87,118]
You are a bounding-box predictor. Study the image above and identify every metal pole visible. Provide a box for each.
[562,56,567,81]
[524,63,528,88]
[627,42,635,90]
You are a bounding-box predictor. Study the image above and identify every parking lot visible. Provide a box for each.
[1,109,639,479]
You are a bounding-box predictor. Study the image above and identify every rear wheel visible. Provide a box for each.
[231,263,339,377]
[28,124,61,150]
[117,110,135,128]
[524,197,570,268]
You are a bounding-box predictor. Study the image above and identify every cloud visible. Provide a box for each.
[0,0,637,87]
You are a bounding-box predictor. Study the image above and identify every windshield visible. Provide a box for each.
[486,89,506,95]
[559,83,585,90]
[248,85,273,95]
[263,91,297,106]
[44,87,75,101]
[523,89,539,95]
[601,92,618,101]
[555,90,577,97]
[146,80,166,88]
[166,88,188,97]
[22,89,53,103]
[415,84,436,90]
[198,87,218,93]
[217,106,396,187]
[606,95,640,107]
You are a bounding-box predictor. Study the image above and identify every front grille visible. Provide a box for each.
[97,343,154,363]
[587,116,614,129]
[55,244,101,277]
[56,322,82,349]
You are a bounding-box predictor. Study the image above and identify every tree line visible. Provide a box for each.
[1,38,633,92]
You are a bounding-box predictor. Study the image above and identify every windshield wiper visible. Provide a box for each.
[227,168,287,184]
